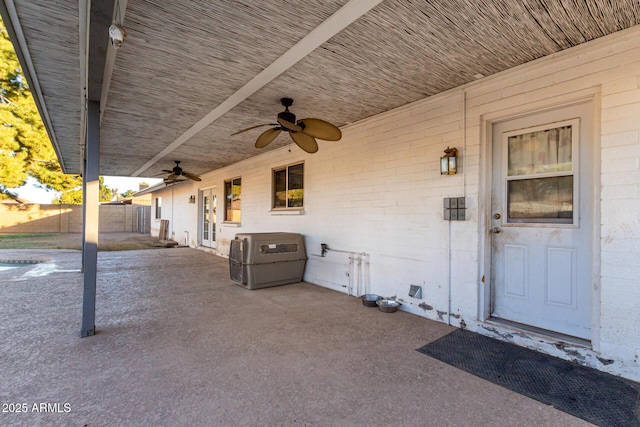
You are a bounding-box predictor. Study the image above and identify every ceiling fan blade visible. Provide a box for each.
[182,171,202,181]
[290,131,318,153]
[299,118,342,141]
[277,117,303,132]
[255,128,281,148]
[231,123,278,136]
[167,174,178,181]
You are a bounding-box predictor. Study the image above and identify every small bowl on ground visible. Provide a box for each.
[376,299,401,313]
[360,294,383,307]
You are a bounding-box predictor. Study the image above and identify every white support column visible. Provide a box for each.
[81,101,100,338]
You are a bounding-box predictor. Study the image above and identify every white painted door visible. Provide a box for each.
[490,101,594,340]
[200,189,216,248]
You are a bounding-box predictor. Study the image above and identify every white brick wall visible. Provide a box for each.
[162,26,640,380]
[149,184,197,244]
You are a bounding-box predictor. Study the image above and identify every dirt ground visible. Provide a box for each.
[0,232,166,251]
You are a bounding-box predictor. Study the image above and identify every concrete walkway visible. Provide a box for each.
[0,248,591,426]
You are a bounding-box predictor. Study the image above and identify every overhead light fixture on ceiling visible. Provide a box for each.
[109,24,125,49]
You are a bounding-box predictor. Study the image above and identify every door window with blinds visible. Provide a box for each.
[504,119,579,224]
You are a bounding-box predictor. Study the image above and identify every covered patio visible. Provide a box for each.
[0,248,590,425]
[3,0,640,388]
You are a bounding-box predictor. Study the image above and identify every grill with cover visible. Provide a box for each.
[229,232,307,289]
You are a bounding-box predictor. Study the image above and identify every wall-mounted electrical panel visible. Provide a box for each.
[443,197,466,221]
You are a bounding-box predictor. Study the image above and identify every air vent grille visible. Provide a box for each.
[260,243,298,255]
[229,239,244,284]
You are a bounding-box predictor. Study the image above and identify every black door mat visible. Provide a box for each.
[416,329,639,426]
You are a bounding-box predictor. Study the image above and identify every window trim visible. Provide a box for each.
[154,197,162,219]
[271,161,304,211]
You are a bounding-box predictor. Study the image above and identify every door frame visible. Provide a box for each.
[198,186,217,249]
[478,88,601,349]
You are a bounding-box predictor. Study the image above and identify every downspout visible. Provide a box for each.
[462,89,467,196]
[447,219,452,326]
[448,89,467,326]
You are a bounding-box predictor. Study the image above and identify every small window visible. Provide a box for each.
[224,177,241,222]
[505,122,576,224]
[273,162,304,209]
[155,197,162,219]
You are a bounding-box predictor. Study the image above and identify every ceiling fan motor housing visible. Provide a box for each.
[174,162,183,175]
[278,111,297,129]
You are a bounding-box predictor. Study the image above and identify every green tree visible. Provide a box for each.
[119,189,136,199]
[54,177,116,205]
[0,17,82,199]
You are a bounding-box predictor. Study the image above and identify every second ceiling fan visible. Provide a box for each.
[161,161,201,183]
[232,98,342,153]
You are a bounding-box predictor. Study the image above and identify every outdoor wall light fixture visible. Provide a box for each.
[188,195,196,204]
[440,147,458,175]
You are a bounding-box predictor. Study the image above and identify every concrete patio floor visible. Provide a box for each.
[0,248,592,426]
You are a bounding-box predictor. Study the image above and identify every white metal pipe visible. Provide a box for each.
[462,89,467,196]
[356,255,362,296]
[365,254,370,294]
[322,246,368,296]
[447,220,452,326]
[326,248,367,256]
[352,254,359,296]
[347,255,355,296]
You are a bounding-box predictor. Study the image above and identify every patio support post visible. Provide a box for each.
[81,100,100,338]
[81,159,86,272]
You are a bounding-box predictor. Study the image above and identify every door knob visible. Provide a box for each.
[491,227,501,234]
[493,213,501,219]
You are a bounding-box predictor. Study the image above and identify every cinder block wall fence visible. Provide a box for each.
[0,204,150,233]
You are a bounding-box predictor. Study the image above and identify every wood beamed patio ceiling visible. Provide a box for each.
[5,0,640,178]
